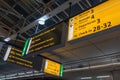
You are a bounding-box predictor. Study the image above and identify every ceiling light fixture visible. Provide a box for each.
[96,75,110,78]
[38,19,45,25]
[4,37,11,42]
[38,15,49,25]
[80,77,92,79]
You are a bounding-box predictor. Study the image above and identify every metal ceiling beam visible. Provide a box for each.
[55,15,62,21]
[0,38,22,49]
[80,0,89,8]
[20,0,33,13]
[0,1,27,39]
[0,8,21,19]
[20,1,41,23]
[86,0,92,7]
[20,0,42,20]
[0,22,12,31]
[78,2,85,10]
[17,0,83,34]
[0,0,24,19]
[0,0,28,36]
[0,22,26,40]
[31,0,40,7]
[1,15,15,25]
[19,35,26,40]
[26,0,42,14]
[35,0,45,5]
[51,17,58,23]
[17,3,31,14]
[17,0,55,24]
[0,27,9,37]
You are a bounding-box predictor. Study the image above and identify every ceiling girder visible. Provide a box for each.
[77,2,85,10]
[0,0,24,19]
[17,3,31,14]
[0,27,9,37]
[1,15,15,25]
[0,22,12,31]
[16,0,83,34]
[0,22,26,40]
[86,0,92,7]
[0,8,21,19]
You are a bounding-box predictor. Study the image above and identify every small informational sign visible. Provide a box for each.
[4,46,33,68]
[44,59,64,77]
[68,0,120,41]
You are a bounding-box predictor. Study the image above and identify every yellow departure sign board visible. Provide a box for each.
[44,59,64,77]
[68,0,120,41]
[4,46,33,68]
[29,27,57,53]
[27,22,64,55]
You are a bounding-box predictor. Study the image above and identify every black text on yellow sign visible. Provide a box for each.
[28,24,62,54]
[68,0,120,41]
[4,47,33,68]
[44,59,64,77]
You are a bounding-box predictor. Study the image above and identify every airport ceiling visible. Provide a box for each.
[0,0,120,79]
[0,0,106,40]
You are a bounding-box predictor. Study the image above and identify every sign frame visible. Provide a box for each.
[67,0,120,44]
[24,21,67,57]
[43,58,64,77]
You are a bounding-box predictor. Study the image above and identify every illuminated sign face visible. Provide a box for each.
[4,47,64,76]
[44,59,64,77]
[4,46,44,70]
[68,0,120,41]
[4,46,33,68]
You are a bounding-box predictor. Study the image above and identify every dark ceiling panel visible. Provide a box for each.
[14,27,19,32]
[56,0,68,5]
[90,0,107,6]
[51,3,58,9]
[37,25,45,31]
[33,12,42,19]
[14,5,29,17]
[0,5,8,10]
[65,3,83,17]
[57,11,68,20]
[79,0,90,9]
[42,0,52,3]
[45,19,56,27]
[7,14,19,22]
[21,33,29,38]
[4,0,15,6]
[0,9,6,16]
[19,1,33,13]
[28,17,36,23]
[1,18,13,27]
[29,28,35,34]
[29,0,39,8]
[53,16,60,22]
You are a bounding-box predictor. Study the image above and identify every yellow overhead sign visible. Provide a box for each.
[4,46,33,68]
[44,59,61,76]
[68,0,120,41]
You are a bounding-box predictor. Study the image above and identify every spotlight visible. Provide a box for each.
[38,19,45,25]
[4,37,11,42]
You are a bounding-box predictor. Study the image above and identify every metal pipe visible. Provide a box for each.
[64,62,120,72]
